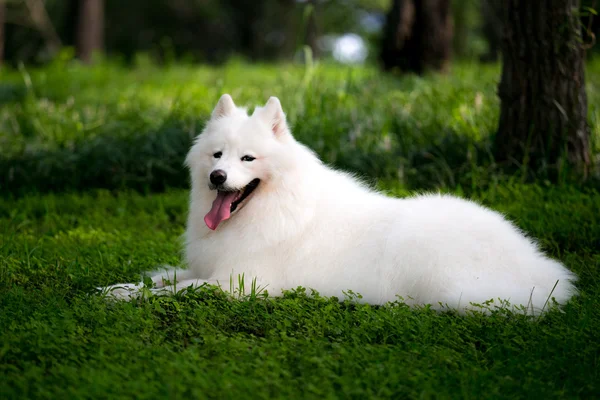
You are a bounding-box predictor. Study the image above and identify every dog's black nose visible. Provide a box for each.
[210,170,227,185]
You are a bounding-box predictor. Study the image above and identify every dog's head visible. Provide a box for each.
[186,94,292,230]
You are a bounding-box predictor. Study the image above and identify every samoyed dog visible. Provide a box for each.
[102,94,577,315]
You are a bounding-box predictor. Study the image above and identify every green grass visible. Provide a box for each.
[1,58,600,398]
[1,58,598,195]
[1,185,599,399]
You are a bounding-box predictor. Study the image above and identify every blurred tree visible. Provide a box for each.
[304,0,320,58]
[2,0,487,65]
[479,0,501,62]
[1,0,63,63]
[25,0,61,54]
[451,0,484,59]
[451,0,467,58]
[0,1,4,63]
[379,0,453,74]
[495,0,591,179]
[75,0,103,62]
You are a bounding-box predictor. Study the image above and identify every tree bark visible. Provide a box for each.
[380,0,452,74]
[76,0,104,63]
[495,0,591,178]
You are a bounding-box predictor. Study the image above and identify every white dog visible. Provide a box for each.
[102,94,577,315]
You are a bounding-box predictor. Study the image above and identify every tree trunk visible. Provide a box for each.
[76,0,104,63]
[495,0,590,179]
[380,0,452,74]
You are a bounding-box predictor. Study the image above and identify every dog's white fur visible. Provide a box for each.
[102,94,577,315]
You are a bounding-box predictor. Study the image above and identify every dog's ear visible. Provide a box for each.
[257,96,288,138]
[212,94,236,119]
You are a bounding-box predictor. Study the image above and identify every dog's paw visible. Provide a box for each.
[97,283,143,300]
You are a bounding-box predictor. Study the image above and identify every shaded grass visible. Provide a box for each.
[1,184,599,399]
[3,58,598,195]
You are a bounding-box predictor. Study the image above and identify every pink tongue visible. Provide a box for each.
[204,191,239,230]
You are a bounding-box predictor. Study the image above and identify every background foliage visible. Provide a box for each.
[2,58,599,195]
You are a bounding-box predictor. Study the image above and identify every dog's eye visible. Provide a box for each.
[213,152,222,159]
[241,155,255,162]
